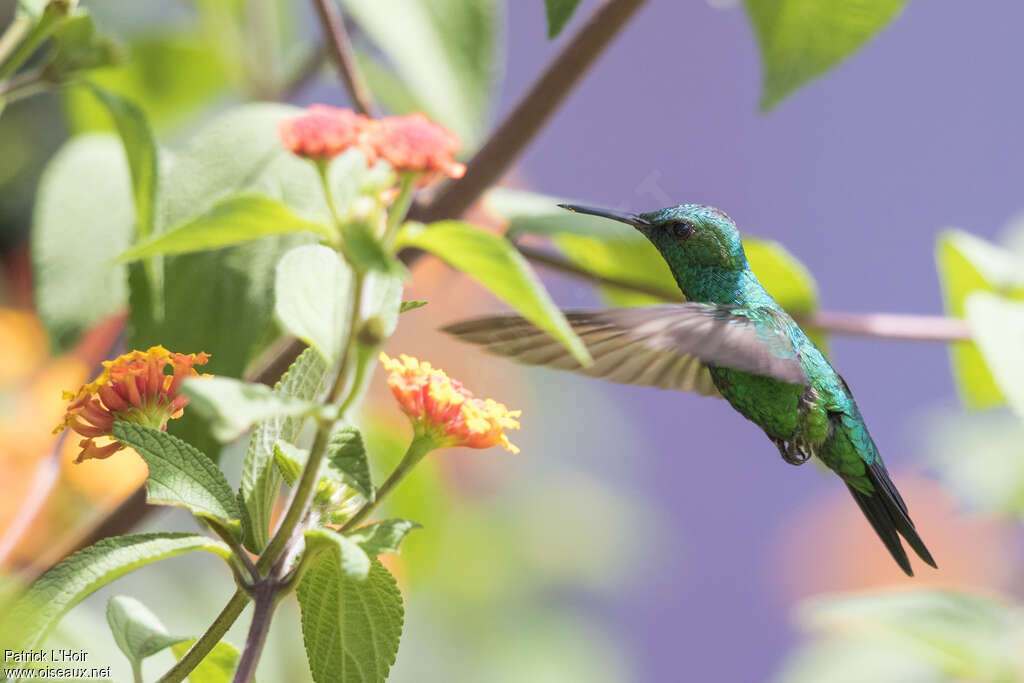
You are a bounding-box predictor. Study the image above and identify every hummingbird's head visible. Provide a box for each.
[558,203,747,271]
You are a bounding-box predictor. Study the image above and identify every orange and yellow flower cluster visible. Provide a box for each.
[379,352,520,453]
[278,106,466,183]
[55,346,210,462]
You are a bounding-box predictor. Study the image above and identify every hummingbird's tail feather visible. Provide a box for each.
[846,461,937,576]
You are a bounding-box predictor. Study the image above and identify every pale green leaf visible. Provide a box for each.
[348,519,421,557]
[743,0,908,110]
[241,348,330,552]
[275,244,353,364]
[325,427,374,501]
[170,639,240,683]
[32,135,133,350]
[2,533,231,653]
[965,293,1024,420]
[305,528,372,580]
[544,0,583,38]
[397,220,591,366]
[106,595,186,666]
[183,376,329,443]
[274,441,306,487]
[296,555,404,683]
[341,220,406,276]
[112,423,242,534]
[399,300,428,313]
[117,195,332,263]
[361,271,404,339]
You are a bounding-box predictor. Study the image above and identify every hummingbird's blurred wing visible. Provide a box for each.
[442,304,807,397]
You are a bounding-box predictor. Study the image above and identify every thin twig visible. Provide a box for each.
[408,0,649,224]
[311,0,378,116]
[517,244,973,342]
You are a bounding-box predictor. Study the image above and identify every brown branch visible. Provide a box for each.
[409,0,649,224]
[518,244,973,342]
[311,0,378,117]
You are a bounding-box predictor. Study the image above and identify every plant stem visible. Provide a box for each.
[409,0,648,224]
[340,437,434,532]
[231,583,277,683]
[384,173,417,245]
[131,659,143,683]
[316,160,343,243]
[0,15,32,70]
[311,0,377,117]
[158,590,250,683]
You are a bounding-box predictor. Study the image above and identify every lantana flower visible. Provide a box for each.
[277,105,375,161]
[367,113,466,184]
[55,346,210,462]
[379,352,520,453]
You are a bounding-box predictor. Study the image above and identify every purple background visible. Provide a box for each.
[496,2,1019,680]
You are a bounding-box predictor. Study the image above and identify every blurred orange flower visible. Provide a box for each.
[278,105,375,161]
[380,352,520,453]
[55,346,210,462]
[367,113,466,184]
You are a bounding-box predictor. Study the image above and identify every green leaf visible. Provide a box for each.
[399,300,428,313]
[274,441,306,487]
[87,85,158,240]
[32,135,133,350]
[965,293,1024,420]
[170,639,240,683]
[304,528,372,580]
[117,195,332,263]
[106,595,187,667]
[2,533,231,653]
[275,244,354,364]
[743,0,908,111]
[341,220,407,276]
[544,0,583,38]
[935,230,1024,410]
[348,519,421,557]
[397,220,592,366]
[297,555,404,683]
[341,0,498,145]
[325,427,374,501]
[183,376,329,443]
[112,423,242,534]
[241,348,330,552]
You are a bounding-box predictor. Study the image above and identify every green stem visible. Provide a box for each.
[383,173,417,246]
[131,659,143,683]
[340,437,434,532]
[231,583,277,683]
[158,590,249,683]
[0,3,68,81]
[0,15,31,69]
[316,160,342,244]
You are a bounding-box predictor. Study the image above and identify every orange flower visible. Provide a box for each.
[278,105,375,161]
[55,346,210,462]
[367,113,466,184]
[379,353,520,453]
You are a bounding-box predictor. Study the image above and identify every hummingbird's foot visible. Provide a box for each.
[772,437,812,466]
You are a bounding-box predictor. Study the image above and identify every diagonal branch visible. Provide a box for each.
[311,0,378,116]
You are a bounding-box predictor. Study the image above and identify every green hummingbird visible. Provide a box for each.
[444,203,936,576]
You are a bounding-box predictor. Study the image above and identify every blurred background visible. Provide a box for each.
[3,1,1024,681]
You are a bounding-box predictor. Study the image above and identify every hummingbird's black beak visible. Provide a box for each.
[558,204,650,231]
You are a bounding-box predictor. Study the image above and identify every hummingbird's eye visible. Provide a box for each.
[669,221,695,240]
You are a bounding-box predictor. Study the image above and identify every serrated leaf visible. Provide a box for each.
[399,300,427,313]
[183,376,328,443]
[348,519,421,557]
[242,348,330,552]
[2,533,231,653]
[397,220,591,366]
[32,135,133,350]
[106,595,187,666]
[117,195,332,263]
[325,427,374,501]
[544,0,583,38]
[965,293,1024,420]
[170,639,240,683]
[305,528,372,580]
[743,0,907,111]
[87,85,158,240]
[275,244,353,364]
[274,441,307,487]
[297,555,403,683]
[112,422,242,533]
[341,220,406,276]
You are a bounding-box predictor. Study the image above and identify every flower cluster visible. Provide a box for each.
[379,352,520,453]
[279,106,466,182]
[55,346,210,462]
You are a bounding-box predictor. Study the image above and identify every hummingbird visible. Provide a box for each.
[443,203,936,576]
